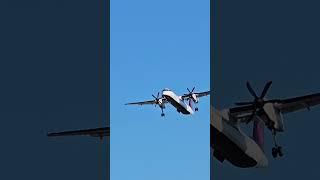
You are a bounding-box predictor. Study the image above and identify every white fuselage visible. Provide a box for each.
[211,106,268,168]
[162,90,194,115]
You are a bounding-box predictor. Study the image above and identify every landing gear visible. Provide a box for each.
[195,107,199,111]
[272,146,283,158]
[271,129,283,158]
[160,107,165,117]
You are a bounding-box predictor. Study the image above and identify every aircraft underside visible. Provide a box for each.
[211,125,257,168]
[163,94,191,114]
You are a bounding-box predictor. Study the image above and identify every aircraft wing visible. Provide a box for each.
[125,98,167,106]
[274,93,320,114]
[229,92,320,121]
[181,90,210,100]
[229,105,255,122]
[47,127,110,138]
[195,91,211,98]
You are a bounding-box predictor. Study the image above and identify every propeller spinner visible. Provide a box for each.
[235,81,273,123]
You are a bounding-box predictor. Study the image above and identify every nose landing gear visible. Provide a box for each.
[195,107,199,111]
[271,130,283,158]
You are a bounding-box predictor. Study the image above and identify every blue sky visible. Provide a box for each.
[110,0,210,179]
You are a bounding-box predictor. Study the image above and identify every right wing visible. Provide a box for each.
[181,90,210,100]
[195,90,211,98]
[274,93,320,114]
[47,127,110,138]
[229,92,320,122]
[125,98,167,106]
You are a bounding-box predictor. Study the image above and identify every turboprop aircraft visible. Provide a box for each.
[211,81,320,168]
[125,87,210,116]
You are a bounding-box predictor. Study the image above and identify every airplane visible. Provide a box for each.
[48,127,110,139]
[125,87,210,116]
[211,81,320,168]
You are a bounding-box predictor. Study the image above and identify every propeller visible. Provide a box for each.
[184,87,197,102]
[187,87,195,94]
[235,81,273,123]
[152,92,162,107]
[184,87,196,97]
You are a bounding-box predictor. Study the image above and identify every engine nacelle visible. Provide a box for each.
[263,103,284,132]
[191,94,199,103]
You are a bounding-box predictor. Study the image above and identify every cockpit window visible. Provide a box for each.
[163,88,171,91]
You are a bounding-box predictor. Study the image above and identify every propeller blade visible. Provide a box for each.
[157,92,160,99]
[260,81,272,98]
[235,102,254,106]
[152,94,157,99]
[187,88,191,93]
[191,87,195,93]
[246,82,258,99]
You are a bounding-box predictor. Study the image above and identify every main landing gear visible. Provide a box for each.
[271,129,283,158]
[195,107,199,111]
[160,107,165,117]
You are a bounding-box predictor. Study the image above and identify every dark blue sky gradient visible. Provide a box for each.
[0,1,108,179]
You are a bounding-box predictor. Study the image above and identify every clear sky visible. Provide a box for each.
[212,0,320,179]
[110,0,210,179]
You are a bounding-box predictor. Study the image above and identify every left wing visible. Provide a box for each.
[47,127,110,138]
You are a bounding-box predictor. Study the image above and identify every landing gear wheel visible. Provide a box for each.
[195,107,199,111]
[160,107,165,117]
[271,146,284,158]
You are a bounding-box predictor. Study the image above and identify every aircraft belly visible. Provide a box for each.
[211,107,268,168]
[163,91,193,114]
